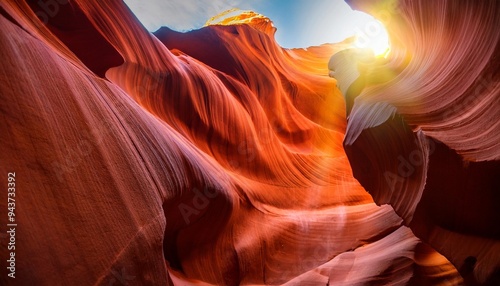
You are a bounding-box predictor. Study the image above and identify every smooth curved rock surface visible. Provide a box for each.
[0,0,496,285]
[333,0,500,284]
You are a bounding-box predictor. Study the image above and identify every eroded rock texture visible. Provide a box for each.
[336,0,500,284]
[0,0,497,285]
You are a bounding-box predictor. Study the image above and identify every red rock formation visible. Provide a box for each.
[334,0,500,284]
[0,0,495,285]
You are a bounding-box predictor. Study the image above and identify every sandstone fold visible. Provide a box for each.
[331,0,499,284]
[2,0,493,285]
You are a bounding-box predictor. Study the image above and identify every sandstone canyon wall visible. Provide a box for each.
[0,0,498,285]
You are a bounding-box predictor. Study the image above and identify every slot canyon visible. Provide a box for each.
[0,0,499,285]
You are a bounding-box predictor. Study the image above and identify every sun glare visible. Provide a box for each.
[354,19,390,58]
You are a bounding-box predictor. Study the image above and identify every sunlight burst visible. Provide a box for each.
[354,19,390,57]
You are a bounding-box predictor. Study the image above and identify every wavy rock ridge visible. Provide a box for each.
[334,0,499,284]
[0,0,497,285]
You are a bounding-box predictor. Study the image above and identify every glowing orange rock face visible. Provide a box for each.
[0,0,496,285]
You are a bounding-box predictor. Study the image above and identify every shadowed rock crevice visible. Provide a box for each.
[25,0,123,77]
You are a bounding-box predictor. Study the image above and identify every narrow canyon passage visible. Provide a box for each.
[0,0,498,285]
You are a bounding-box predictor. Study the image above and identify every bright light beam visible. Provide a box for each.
[354,19,390,57]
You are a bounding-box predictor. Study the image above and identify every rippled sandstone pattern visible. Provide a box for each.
[333,0,499,284]
[0,0,497,285]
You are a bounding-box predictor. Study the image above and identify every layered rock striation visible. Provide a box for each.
[0,0,497,285]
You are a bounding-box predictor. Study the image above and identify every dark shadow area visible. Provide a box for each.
[161,184,238,284]
[26,0,123,77]
[414,139,500,239]
[154,26,243,82]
